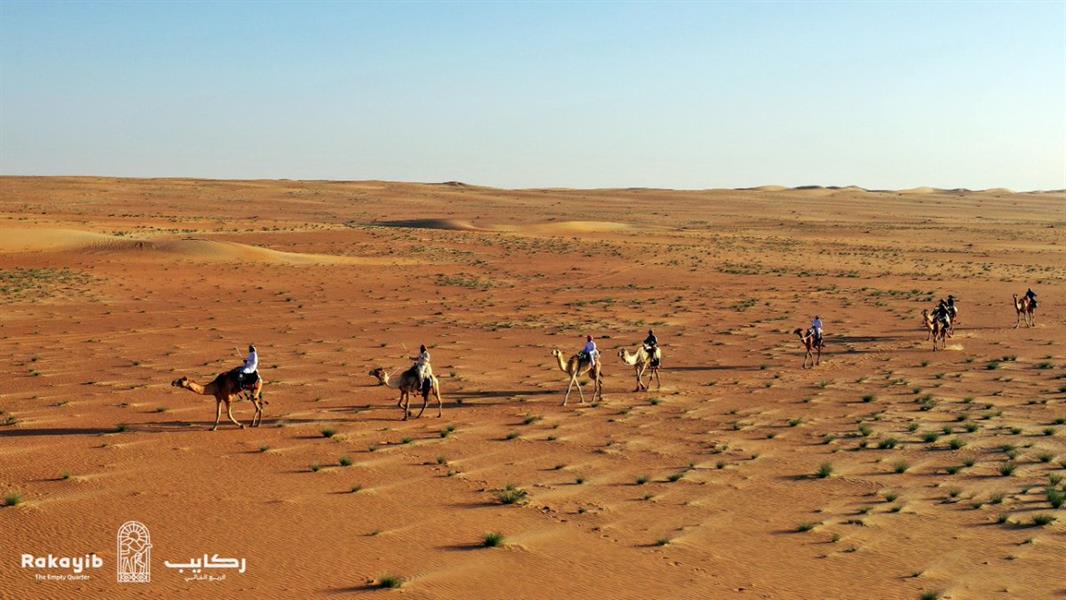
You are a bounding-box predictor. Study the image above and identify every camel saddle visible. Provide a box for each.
[644,345,662,367]
[226,368,259,391]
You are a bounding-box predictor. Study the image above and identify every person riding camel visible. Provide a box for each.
[581,335,599,367]
[236,344,258,389]
[1026,288,1038,310]
[643,329,660,365]
[810,316,823,345]
[411,344,431,395]
[946,295,959,324]
[933,301,951,329]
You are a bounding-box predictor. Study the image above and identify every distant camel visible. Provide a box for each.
[171,372,264,430]
[551,349,604,406]
[930,317,948,351]
[1013,293,1035,328]
[618,345,662,392]
[921,309,936,340]
[792,328,823,368]
[368,366,442,420]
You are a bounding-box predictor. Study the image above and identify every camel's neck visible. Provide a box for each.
[554,353,569,373]
[622,349,639,365]
[184,381,211,395]
[379,374,399,389]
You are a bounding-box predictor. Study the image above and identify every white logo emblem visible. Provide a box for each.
[116,521,151,583]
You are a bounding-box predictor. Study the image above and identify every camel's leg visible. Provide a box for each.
[563,375,581,406]
[211,400,222,431]
[653,367,662,390]
[400,391,410,420]
[434,385,443,418]
[252,393,263,427]
[224,399,244,429]
[415,387,428,419]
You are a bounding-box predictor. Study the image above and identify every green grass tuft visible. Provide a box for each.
[496,484,529,505]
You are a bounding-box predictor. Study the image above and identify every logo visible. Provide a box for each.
[20,553,102,581]
[165,553,247,582]
[116,521,151,583]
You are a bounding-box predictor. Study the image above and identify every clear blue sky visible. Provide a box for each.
[1,1,1064,190]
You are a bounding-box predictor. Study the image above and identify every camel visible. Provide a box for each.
[930,316,948,351]
[618,345,662,392]
[792,328,823,368]
[368,366,442,420]
[1013,293,1035,328]
[171,372,265,430]
[551,349,604,406]
[921,309,936,340]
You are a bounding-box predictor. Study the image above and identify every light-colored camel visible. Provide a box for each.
[368,366,442,420]
[792,328,823,368]
[171,372,265,430]
[921,309,936,340]
[1013,293,1035,328]
[618,345,662,392]
[551,349,604,406]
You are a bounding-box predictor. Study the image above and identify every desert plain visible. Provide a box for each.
[0,176,1064,599]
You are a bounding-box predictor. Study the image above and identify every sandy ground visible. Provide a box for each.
[0,177,1064,599]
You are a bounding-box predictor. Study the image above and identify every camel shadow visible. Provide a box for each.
[0,427,122,438]
[668,365,763,372]
[832,335,906,343]
[450,389,555,399]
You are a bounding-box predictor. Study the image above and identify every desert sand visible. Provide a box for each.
[0,177,1063,599]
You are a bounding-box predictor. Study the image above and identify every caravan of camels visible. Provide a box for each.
[170,291,1038,428]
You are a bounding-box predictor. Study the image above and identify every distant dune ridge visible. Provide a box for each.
[0,228,399,265]
[376,219,634,234]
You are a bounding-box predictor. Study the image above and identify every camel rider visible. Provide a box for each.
[582,335,599,367]
[933,301,951,328]
[237,344,258,389]
[412,344,431,393]
[810,316,823,345]
[1026,288,1038,309]
[643,330,658,352]
[643,329,660,364]
[946,295,958,321]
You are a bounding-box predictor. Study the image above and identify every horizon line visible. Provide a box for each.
[1,174,1063,195]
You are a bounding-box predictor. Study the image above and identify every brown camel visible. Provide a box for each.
[1013,293,1035,328]
[171,372,265,430]
[792,328,823,368]
[551,349,604,405]
[930,316,948,350]
[368,366,442,420]
[618,345,662,392]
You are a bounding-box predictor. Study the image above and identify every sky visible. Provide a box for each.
[1,1,1064,190]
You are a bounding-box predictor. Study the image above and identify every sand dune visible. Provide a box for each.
[378,218,480,231]
[0,228,396,265]
[378,219,634,234]
[0,228,118,252]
